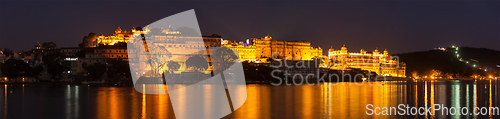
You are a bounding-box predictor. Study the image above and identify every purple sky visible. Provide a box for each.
[0,1,498,54]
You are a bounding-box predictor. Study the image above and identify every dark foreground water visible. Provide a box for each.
[1,80,499,119]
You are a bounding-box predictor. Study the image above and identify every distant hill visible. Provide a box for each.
[394,47,500,78]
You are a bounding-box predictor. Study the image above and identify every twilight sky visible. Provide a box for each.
[0,1,498,54]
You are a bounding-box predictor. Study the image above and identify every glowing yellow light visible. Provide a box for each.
[489,76,493,78]
[108,40,119,45]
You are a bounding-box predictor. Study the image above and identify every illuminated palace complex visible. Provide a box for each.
[222,35,323,63]
[79,26,221,75]
[328,45,406,77]
[82,26,405,77]
[93,27,221,46]
[128,27,221,75]
[93,27,135,46]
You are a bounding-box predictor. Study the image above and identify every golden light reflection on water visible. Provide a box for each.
[227,81,497,119]
[94,85,175,119]
[232,85,270,119]
[3,85,7,119]
[415,81,418,119]
[430,81,435,119]
[321,83,333,118]
[301,85,313,118]
[489,80,492,118]
[474,81,478,119]
[1,80,498,119]
[203,84,213,118]
[225,82,410,119]
[142,84,146,119]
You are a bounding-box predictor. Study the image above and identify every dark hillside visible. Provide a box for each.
[394,47,499,78]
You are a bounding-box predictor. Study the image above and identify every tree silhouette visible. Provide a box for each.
[86,63,106,81]
[0,59,31,79]
[186,55,208,72]
[166,61,180,74]
[32,64,44,79]
[148,44,172,75]
[211,47,239,74]
[79,32,97,48]
[42,42,57,49]
[107,58,131,83]
[42,52,69,80]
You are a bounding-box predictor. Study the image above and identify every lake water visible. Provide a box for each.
[1,80,499,119]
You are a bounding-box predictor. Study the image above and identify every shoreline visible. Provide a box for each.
[2,79,497,87]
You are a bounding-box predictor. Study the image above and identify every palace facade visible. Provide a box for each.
[92,27,135,46]
[80,26,405,77]
[124,26,223,77]
[328,45,406,77]
[92,27,220,47]
[222,35,323,63]
[79,26,222,76]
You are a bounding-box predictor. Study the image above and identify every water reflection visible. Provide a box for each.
[0,80,498,119]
